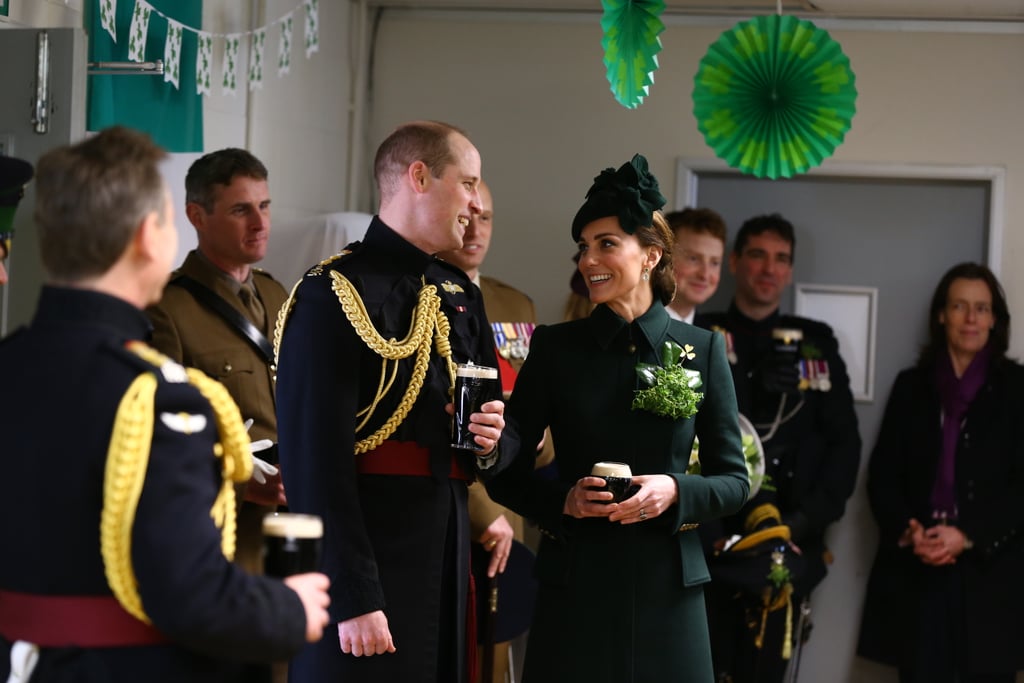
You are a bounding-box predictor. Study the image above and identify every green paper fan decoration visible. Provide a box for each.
[692,14,857,179]
[602,0,665,109]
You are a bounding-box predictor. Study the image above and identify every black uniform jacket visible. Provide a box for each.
[698,304,861,592]
[275,217,515,683]
[0,287,306,683]
[858,361,1024,672]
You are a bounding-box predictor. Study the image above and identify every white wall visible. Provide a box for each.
[203,0,353,225]
[367,12,1024,348]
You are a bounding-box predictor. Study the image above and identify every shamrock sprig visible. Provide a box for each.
[632,341,704,420]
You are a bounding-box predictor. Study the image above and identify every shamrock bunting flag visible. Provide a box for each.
[692,14,857,179]
[304,0,320,57]
[196,31,213,96]
[600,0,665,109]
[127,1,151,62]
[100,0,117,42]
[163,18,182,88]
[278,13,294,76]
[222,33,241,96]
[248,28,266,90]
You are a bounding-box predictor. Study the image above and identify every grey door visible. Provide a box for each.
[0,27,87,335]
[694,171,990,683]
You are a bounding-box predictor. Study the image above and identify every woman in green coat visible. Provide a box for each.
[487,154,749,683]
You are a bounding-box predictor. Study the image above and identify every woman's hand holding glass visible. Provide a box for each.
[563,474,679,524]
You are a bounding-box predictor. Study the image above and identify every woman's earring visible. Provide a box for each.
[642,267,650,282]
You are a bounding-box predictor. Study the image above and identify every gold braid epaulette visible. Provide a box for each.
[273,251,351,371]
[100,341,253,623]
[330,271,456,454]
[271,250,457,455]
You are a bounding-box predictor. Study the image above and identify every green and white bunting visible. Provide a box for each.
[248,28,266,90]
[304,0,319,57]
[102,0,319,98]
[196,31,213,96]
[127,1,152,62]
[163,19,183,88]
[100,0,117,43]
[278,13,293,76]
[222,33,241,96]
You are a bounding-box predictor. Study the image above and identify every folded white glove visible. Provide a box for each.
[7,641,39,683]
[251,454,279,485]
[243,419,278,484]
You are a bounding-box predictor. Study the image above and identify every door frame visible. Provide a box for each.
[675,158,1005,275]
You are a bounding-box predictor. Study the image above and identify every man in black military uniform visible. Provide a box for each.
[0,126,330,683]
[0,154,34,286]
[276,121,514,683]
[698,213,861,683]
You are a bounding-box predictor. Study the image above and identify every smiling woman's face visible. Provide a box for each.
[577,216,658,321]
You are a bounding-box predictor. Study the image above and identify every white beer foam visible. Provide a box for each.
[591,461,632,478]
[456,363,498,379]
[262,512,324,539]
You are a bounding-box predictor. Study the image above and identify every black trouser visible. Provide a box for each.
[706,583,797,683]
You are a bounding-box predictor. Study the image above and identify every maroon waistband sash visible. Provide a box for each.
[357,440,473,481]
[0,590,168,648]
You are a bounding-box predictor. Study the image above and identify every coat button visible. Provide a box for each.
[627,344,637,353]
[223,362,232,373]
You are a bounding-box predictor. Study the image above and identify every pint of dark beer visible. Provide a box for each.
[771,327,803,361]
[590,461,635,503]
[451,362,499,451]
[262,512,323,577]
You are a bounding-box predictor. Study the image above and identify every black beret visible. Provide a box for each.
[0,156,33,208]
[570,153,666,242]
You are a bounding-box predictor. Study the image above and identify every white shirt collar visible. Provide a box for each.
[665,304,695,325]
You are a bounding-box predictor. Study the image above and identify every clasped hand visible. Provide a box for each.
[563,474,678,525]
[899,518,969,566]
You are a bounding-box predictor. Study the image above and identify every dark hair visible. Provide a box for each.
[665,207,727,244]
[374,121,468,205]
[733,213,796,262]
[919,262,1010,367]
[636,211,676,306]
[34,126,167,280]
[185,148,268,213]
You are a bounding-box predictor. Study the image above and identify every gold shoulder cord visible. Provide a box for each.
[272,255,458,455]
[101,342,253,623]
[330,272,456,454]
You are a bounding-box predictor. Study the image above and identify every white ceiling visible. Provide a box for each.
[368,0,1024,21]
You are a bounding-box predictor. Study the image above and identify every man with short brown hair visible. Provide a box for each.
[277,121,514,683]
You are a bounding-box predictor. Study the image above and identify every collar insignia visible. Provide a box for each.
[441,280,464,294]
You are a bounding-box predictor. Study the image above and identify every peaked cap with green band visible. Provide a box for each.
[0,156,34,257]
[571,153,666,242]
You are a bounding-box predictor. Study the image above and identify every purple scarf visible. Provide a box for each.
[931,345,991,519]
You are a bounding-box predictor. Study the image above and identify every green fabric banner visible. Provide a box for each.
[86,0,203,152]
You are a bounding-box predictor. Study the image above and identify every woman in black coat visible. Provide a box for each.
[858,262,1024,682]
[487,155,749,683]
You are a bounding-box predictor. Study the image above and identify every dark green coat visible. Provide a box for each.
[488,303,748,683]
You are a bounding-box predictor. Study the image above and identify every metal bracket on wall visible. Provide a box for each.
[87,60,164,76]
[32,30,49,134]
